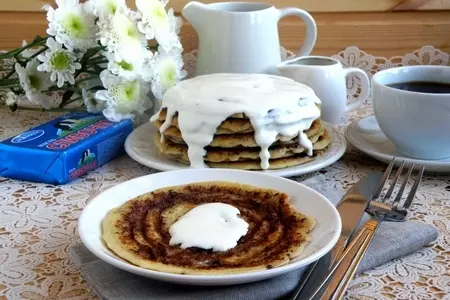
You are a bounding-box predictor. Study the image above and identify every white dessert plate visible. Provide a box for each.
[346,115,450,173]
[78,169,341,286]
[124,122,346,177]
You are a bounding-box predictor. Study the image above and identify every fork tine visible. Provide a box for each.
[392,163,415,208]
[402,165,425,210]
[383,160,405,203]
[373,158,396,198]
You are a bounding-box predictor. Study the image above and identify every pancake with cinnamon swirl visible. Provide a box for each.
[102,181,316,275]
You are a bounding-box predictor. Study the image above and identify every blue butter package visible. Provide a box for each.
[0,112,133,185]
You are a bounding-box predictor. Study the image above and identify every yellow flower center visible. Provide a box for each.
[50,51,71,72]
[29,75,41,90]
[117,60,134,71]
[160,59,177,90]
[63,13,87,38]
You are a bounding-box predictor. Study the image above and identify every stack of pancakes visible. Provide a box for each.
[153,108,331,170]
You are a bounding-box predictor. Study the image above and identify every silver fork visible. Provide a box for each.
[306,158,425,300]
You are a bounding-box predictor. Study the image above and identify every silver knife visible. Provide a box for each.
[289,172,383,300]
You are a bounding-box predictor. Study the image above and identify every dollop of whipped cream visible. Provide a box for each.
[168,203,249,252]
[151,73,322,169]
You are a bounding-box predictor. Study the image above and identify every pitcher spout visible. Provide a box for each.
[276,58,301,78]
[182,1,208,29]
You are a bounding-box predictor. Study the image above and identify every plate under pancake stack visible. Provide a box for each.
[153,109,331,170]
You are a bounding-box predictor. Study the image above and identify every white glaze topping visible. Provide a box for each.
[150,73,321,169]
[168,203,249,252]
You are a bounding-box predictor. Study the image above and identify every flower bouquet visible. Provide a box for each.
[0,0,187,122]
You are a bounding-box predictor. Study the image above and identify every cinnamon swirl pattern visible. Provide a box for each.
[102,181,316,275]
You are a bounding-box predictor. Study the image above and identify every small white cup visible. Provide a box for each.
[277,56,370,125]
[372,66,450,160]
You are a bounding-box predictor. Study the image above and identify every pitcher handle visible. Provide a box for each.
[343,68,371,112]
[278,8,317,57]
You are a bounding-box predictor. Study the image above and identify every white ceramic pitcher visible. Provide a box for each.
[182,1,317,76]
[277,56,370,125]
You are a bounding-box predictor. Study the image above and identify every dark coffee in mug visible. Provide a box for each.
[387,81,450,94]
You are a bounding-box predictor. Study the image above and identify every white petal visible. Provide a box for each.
[37,54,47,63]
[14,63,24,74]
[102,107,120,122]
[114,51,122,62]
[57,74,65,87]
[100,69,109,82]
[37,64,46,72]
[55,35,65,46]
[95,90,110,102]
[50,72,57,82]
[47,38,57,50]
[67,74,75,85]
[55,39,62,51]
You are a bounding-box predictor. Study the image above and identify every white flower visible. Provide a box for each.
[84,0,126,20]
[150,47,187,99]
[97,8,147,63]
[136,0,182,51]
[43,0,97,51]
[15,59,53,108]
[105,49,153,80]
[37,38,82,88]
[15,59,51,93]
[82,88,106,113]
[95,70,152,121]
[5,92,18,107]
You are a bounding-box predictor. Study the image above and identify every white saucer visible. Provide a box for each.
[346,115,450,173]
[125,122,346,177]
[78,169,340,285]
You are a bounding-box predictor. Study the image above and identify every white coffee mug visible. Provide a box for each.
[372,65,450,160]
[276,56,370,125]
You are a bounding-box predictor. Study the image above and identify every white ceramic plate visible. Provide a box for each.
[124,122,346,177]
[78,169,341,286]
[346,115,450,173]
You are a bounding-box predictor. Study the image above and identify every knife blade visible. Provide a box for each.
[329,171,383,265]
[289,171,383,300]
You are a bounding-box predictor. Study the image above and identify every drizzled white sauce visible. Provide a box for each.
[168,203,249,252]
[150,73,321,169]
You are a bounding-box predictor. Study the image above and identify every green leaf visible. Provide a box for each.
[0,78,20,86]
[89,85,104,92]
[32,35,44,43]
[59,90,75,108]
[93,64,104,73]
[81,46,106,63]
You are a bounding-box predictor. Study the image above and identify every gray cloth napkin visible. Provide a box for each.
[70,174,438,300]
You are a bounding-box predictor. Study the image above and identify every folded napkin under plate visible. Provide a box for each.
[70,174,438,300]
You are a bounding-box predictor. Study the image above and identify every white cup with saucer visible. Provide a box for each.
[371,65,450,160]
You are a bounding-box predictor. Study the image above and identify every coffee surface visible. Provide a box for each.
[387,81,450,94]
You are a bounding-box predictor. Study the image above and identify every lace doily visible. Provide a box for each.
[0,46,449,300]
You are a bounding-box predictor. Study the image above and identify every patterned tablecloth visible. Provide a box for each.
[0,46,449,299]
